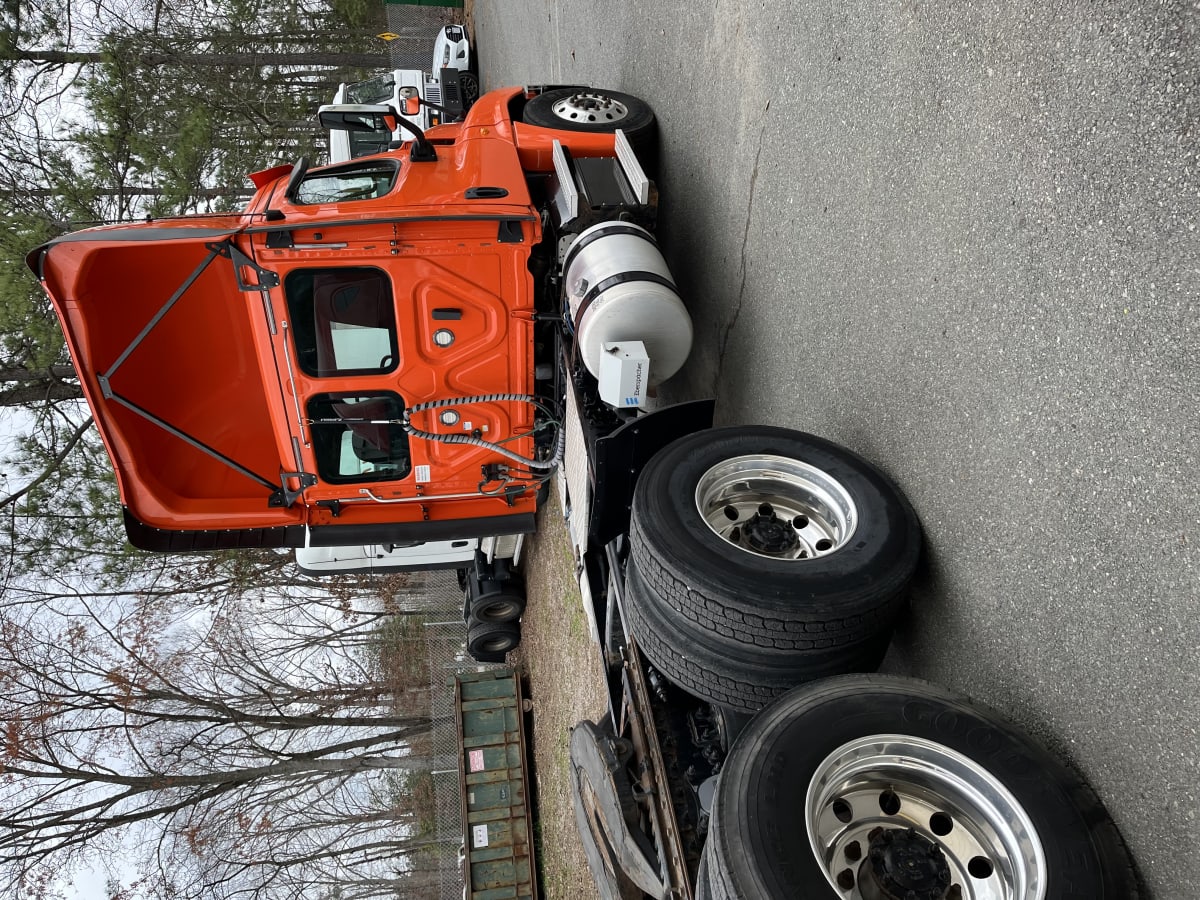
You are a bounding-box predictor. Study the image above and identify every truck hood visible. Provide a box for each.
[29,220,308,537]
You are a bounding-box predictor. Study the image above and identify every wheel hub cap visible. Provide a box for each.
[860,828,952,900]
[694,454,858,560]
[739,503,800,554]
[551,92,630,124]
[805,735,1047,900]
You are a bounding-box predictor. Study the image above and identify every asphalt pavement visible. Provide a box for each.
[471,2,1199,896]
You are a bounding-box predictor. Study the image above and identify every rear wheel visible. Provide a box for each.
[625,556,890,711]
[625,427,920,710]
[703,675,1141,899]
[466,620,520,661]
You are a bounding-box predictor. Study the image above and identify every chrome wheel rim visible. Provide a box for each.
[694,454,857,560]
[551,91,630,125]
[806,735,1047,900]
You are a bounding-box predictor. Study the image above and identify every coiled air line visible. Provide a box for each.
[401,393,563,472]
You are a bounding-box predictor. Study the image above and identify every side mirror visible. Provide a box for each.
[316,102,437,164]
[397,86,421,117]
[317,103,396,133]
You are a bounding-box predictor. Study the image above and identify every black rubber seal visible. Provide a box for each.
[573,270,676,332]
[561,223,658,279]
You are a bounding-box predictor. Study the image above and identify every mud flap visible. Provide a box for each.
[570,719,667,899]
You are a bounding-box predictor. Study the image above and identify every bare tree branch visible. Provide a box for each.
[0,415,91,510]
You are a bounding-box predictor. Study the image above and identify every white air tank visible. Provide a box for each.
[563,222,693,386]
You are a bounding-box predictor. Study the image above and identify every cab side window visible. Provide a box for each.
[308,393,411,483]
[286,267,398,377]
[293,161,398,204]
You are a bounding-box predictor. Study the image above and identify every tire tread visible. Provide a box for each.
[627,426,920,657]
[625,559,890,712]
[629,517,904,650]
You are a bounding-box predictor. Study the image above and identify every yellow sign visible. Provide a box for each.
[377,32,400,41]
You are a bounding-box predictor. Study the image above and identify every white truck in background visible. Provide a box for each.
[296,534,526,664]
[295,535,522,576]
[326,25,478,164]
[433,24,472,77]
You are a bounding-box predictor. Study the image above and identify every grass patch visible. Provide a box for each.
[510,484,609,900]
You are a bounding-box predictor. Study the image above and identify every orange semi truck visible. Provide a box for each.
[29,85,1137,899]
[29,86,598,550]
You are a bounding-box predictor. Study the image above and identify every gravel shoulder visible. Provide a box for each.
[508,484,606,900]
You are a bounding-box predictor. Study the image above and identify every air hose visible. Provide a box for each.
[402,394,563,472]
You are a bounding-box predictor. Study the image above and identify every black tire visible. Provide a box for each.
[705,675,1141,899]
[458,70,480,110]
[522,88,656,146]
[630,426,920,651]
[470,588,526,624]
[466,620,520,660]
[625,556,890,712]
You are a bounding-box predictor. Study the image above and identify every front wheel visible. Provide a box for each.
[703,675,1141,899]
[458,70,480,110]
[522,88,655,146]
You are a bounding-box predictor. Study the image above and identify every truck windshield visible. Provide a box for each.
[285,267,399,377]
[307,393,411,483]
[348,130,393,157]
[344,74,395,104]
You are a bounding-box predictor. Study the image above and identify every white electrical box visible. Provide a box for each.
[598,341,651,409]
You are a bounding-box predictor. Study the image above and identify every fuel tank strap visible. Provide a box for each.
[573,270,677,334]
[562,222,658,276]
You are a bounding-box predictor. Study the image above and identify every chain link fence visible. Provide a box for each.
[418,570,508,900]
[383,2,464,70]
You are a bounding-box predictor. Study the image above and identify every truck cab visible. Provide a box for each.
[26,85,657,558]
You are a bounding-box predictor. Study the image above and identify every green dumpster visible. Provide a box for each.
[456,668,538,900]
